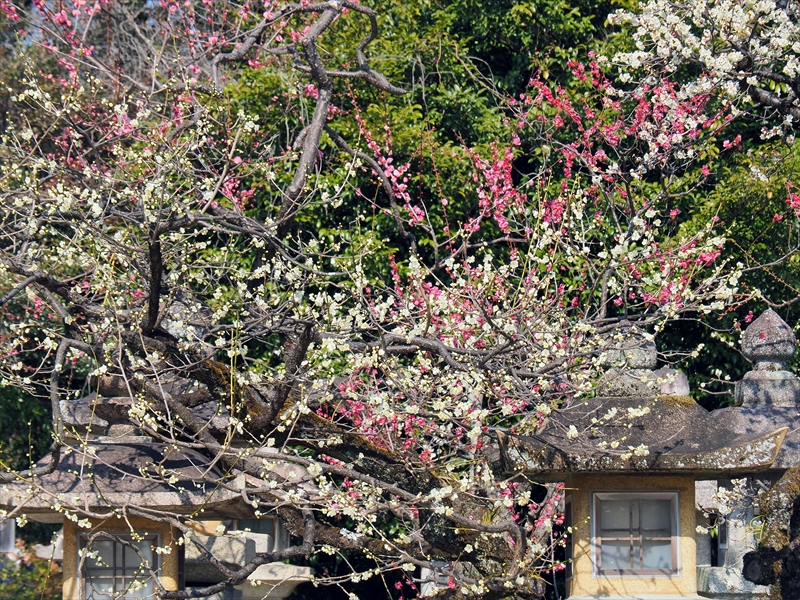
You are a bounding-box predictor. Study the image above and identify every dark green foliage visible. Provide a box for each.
[0,386,52,472]
[659,139,800,408]
[0,387,60,545]
[0,546,62,600]
[290,552,411,600]
[441,0,612,91]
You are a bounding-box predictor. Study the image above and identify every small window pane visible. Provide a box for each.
[594,492,678,576]
[123,578,155,598]
[642,540,673,569]
[641,499,671,531]
[87,540,115,569]
[84,580,114,599]
[600,540,631,570]
[600,500,630,530]
[131,539,154,566]
[123,548,134,568]
[237,518,275,536]
[81,534,158,600]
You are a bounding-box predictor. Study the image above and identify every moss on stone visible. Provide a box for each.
[745,465,800,599]
[658,395,696,407]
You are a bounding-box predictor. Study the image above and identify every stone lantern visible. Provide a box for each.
[0,382,311,600]
[699,309,800,599]
[497,321,788,600]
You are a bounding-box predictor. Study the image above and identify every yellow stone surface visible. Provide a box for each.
[187,519,225,535]
[566,474,697,598]
[62,516,180,600]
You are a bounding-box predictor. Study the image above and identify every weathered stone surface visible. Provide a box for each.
[655,367,691,396]
[236,563,312,599]
[186,555,311,598]
[735,372,800,408]
[696,480,719,509]
[567,595,707,599]
[90,395,134,423]
[95,374,131,397]
[104,423,138,436]
[697,519,713,568]
[0,443,246,520]
[246,532,273,555]
[696,481,718,571]
[599,367,690,397]
[713,406,800,472]
[94,434,153,444]
[741,310,796,369]
[597,322,659,396]
[743,464,800,599]
[596,368,660,397]
[185,535,253,583]
[60,393,109,430]
[599,321,658,370]
[597,321,661,397]
[735,310,800,407]
[697,565,769,599]
[498,396,787,479]
[192,400,233,434]
[93,373,215,406]
[697,483,772,599]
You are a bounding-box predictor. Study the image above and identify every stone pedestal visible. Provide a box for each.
[735,372,800,407]
[235,563,311,599]
[696,566,769,600]
[697,482,769,600]
[185,533,311,598]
